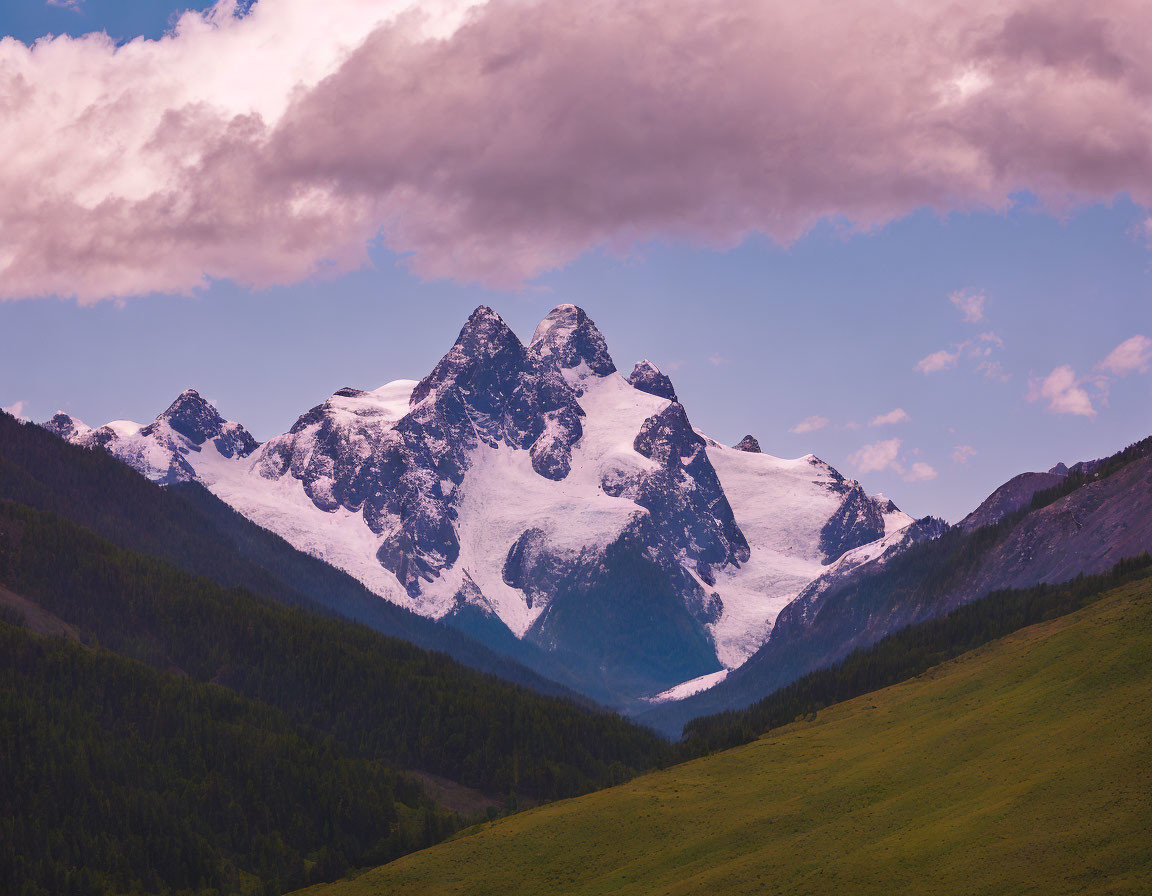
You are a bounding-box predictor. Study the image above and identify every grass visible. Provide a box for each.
[297,576,1152,896]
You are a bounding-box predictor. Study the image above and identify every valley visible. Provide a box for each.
[298,573,1152,896]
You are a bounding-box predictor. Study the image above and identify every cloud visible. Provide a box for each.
[975,331,1004,352]
[905,461,938,482]
[951,444,977,464]
[916,349,961,374]
[1097,334,1152,376]
[9,0,1152,301]
[2,401,28,420]
[848,438,903,474]
[868,407,910,427]
[949,289,986,323]
[707,353,731,367]
[789,415,830,434]
[46,0,84,10]
[976,359,1010,382]
[1027,365,1096,417]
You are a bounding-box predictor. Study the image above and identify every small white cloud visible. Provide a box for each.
[949,288,986,323]
[2,401,28,420]
[46,0,83,10]
[916,348,961,373]
[868,407,910,427]
[789,415,830,434]
[904,461,938,482]
[976,359,1010,382]
[951,444,976,465]
[1097,335,1152,377]
[1027,365,1096,418]
[707,353,730,367]
[848,437,903,473]
[842,421,861,430]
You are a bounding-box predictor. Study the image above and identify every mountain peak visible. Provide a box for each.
[155,388,223,439]
[410,306,525,406]
[530,304,616,378]
[150,388,258,458]
[733,434,761,453]
[628,359,678,402]
[43,412,91,442]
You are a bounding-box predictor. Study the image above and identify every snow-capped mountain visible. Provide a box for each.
[43,304,912,700]
[45,390,258,485]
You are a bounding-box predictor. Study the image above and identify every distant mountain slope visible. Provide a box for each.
[0,410,588,701]
[41,304,911,701]
[297,574,1152,896]
[680,553,1151,754]
[0,500,672,801]
[643,435,1152,735]
[957,470,1066,530]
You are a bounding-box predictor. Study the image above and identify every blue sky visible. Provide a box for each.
[2,0,1150,522]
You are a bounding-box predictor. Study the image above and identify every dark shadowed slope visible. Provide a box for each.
[0,410,592,701]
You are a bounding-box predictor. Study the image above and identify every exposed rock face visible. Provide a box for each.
[412,306,586,481]
[819,483,886,562]
[41,392,258,486]
[629,403,750,575]
[502,528,572,611]
[733,435,761,453]
[43,413,91,443]
[145,390,259,459]
[529,304,617,380]
[958,471,1067,531]
[627,360,678,402]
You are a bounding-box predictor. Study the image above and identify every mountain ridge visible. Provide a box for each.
[39,304,912,703]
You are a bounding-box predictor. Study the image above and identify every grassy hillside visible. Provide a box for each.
[299,576,1152,896]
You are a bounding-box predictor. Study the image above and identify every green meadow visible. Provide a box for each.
[299,576,1152,896]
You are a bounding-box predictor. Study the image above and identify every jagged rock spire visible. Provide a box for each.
[530,304,616,377]
[628,359,677,402]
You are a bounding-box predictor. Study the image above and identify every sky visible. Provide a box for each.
[1,0,1150,523]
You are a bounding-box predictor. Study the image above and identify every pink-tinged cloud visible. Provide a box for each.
[789,415,830,434]
[905,462,938,482]
[9,0,1152,301]
[1097,334,1152,376]
[949,289,986,323]
[848,438,903,474]
[951,444,977,464]
[916,349,961,374]
[868,407,910,427]
[1027,365,1096,418]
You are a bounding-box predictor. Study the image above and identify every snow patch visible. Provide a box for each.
[645,669,729,703]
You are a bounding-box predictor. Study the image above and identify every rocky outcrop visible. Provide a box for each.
[819,483,886,562]
[628,360,678,402]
